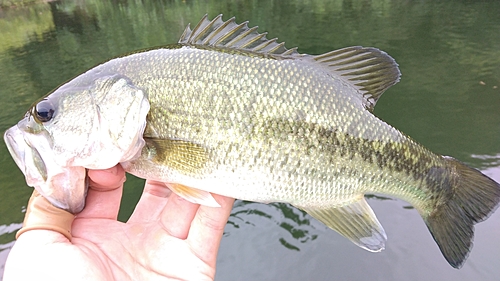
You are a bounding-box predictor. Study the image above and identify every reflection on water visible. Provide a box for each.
[471,153,500,167]
[228,201,318,251]
[227,194,409,252]
[1,0,500,280]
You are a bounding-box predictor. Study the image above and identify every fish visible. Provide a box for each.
[4,14,500,269]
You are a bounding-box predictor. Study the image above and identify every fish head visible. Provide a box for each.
[4,74,150,213]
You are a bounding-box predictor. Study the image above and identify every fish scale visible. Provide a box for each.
[4,14,500,269]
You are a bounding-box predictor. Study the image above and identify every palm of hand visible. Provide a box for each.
[5,166,234,281]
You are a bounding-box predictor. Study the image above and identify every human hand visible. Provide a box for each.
[3,165,235,281]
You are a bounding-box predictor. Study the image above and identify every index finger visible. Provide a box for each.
[187,194,235,267]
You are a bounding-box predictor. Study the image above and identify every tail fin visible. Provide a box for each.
[423,156,500,268]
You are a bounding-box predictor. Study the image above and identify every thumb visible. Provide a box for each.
[16,190,74,241]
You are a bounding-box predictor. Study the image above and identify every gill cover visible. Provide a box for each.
[4,74,150,213]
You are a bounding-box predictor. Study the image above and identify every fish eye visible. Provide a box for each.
[34,99,55,123]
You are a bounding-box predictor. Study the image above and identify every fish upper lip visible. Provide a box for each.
[4,126,27,174]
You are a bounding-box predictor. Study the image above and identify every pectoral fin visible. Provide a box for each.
[166,183,221,207]
[144,137,209,175]
[300,197,386,252]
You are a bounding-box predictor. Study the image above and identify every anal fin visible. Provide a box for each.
[166,183,220,207]
[300,197,386,252]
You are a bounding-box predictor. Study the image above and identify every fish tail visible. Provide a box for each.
[423,156,500,268]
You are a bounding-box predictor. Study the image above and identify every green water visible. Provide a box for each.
[0,0,499,280]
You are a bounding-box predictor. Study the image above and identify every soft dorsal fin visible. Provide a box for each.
[314,47,401,111]
[179,14,299,56]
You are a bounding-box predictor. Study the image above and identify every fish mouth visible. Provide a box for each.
[4,125,86,213]
[4,125,50,187]
[4,126,29,177]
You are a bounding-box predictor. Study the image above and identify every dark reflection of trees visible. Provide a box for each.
[49,1,99,34]
[8,1,103,98]
[365,194,392,201]
[366,194,414,209]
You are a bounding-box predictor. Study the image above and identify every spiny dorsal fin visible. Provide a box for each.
[180,15,400,110]
[179,14,299,56]
[314,46,401,111]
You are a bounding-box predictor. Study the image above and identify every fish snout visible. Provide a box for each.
[4,126,28,177]
[4,125,86,213]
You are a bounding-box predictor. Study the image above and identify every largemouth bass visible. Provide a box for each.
[4,15,499,268]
